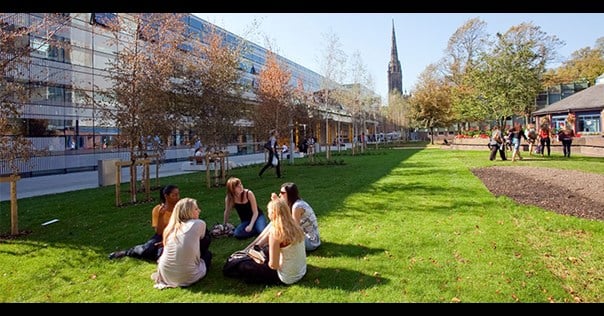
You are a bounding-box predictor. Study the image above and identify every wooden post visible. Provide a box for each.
[115,161,121,207]
[1,175,21,235]
[205,153,211,189]
[10,177,17,235]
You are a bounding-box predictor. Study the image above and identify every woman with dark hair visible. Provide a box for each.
[252,182,321,252]
[279,182,321,251]
[109,184,180,260]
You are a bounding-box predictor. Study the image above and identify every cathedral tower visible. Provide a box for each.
[388,20,403,98]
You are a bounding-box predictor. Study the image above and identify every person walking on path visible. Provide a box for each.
[259,129,281,178]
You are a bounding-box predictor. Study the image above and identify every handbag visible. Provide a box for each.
[263,140,272,150]
[222,244,267,278]
[272,155,279,166]
[247,245,266,264]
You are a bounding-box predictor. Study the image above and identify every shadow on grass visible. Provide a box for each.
[311,240,386,258]
[186,264,388,296]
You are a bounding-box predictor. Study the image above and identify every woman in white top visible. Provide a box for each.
[228,194,306,285]
[279,182,321,251]
[151,198,211,289]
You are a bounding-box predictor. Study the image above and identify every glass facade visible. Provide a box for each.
[0,13,335,176]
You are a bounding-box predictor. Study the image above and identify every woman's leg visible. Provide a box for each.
[199,229,212,269]
[233,221,255,239]
[253,214,268,234]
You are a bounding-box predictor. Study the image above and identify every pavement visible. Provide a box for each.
[0,153,267,202]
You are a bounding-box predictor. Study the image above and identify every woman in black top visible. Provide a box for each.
[224,177,268,239]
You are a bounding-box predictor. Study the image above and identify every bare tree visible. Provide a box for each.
[318,29,347,160]
[174,24,246,151]
[1,13,72,234]
[1,13,71,176]
[95,13,187,203]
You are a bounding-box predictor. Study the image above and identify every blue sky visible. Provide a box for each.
[195,13,603,104]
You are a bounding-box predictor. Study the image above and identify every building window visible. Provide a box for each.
[578,113,601,133]
[90,13,117,27]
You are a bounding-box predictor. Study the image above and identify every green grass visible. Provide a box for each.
[1,146,603,302]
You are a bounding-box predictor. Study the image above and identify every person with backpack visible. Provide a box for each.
[488,125,507,161]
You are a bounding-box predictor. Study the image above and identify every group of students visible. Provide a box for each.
[489,122,576,161]
[108,177,320,289]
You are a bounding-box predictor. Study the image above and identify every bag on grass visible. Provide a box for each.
[223,245,268,278]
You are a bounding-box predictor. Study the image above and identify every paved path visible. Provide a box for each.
[1,153,267,202]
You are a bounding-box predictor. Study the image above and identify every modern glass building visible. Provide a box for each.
[1,13,366,177]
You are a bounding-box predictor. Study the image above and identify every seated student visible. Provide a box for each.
[224,194,306,285]
[151,197,211,289]
[223,177,268,239]
[109,185,180,261]
[254,182,321,252]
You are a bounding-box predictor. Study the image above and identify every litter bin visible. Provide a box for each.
[98,159,120,187]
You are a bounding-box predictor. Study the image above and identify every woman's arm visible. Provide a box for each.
[268,232,281,270]
[292,205,304,225]
[246,190,259,232]
[223,196,232,224]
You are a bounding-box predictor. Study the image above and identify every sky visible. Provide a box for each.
[195,13,604,104]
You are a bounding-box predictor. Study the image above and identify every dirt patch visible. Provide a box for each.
[471,166,604,221]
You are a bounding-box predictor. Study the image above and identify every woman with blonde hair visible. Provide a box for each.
[225,194,306,285]
[152,198,212,289]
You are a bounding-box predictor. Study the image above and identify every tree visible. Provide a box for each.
[96,13,187,203]
[472,23,563,126]
[174,24,246,152]
[543,38,604,87]
[1,13,71,234]
[443,17,490,130]
[254,50,293,138]
[409,64,452,145]
[318,29,347,160]
[383,91,410,140]
[1,13,71,176]
[342,50,375,154]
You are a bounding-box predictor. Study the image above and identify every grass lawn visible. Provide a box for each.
[1,146,603,302]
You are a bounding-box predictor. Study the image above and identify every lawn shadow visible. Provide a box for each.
[310,240,386,258]
[186,264,388,296]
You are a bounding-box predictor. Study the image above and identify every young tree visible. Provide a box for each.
[1,13,71,234]
[173,24,245,152]
[254,50,293,138]
[383,91,410,141]
[342,50,375,154]
[409,64,452,145]
[318,29,347,160]
[95,13,187,203]
[1,13,71,176]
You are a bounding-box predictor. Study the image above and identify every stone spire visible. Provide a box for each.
[388,19,403,97]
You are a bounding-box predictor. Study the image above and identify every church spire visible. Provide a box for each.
[388,19,402,98]
[391,20,399,62]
